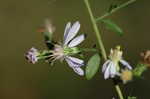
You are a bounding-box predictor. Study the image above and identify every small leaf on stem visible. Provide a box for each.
[101,19,123,36]
[86,54,100,80]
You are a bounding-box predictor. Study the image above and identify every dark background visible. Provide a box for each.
[0,0,149,99]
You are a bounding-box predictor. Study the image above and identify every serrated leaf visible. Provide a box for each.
[86,54,100,80]
[102,19,123,35]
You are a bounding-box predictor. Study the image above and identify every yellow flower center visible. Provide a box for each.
[120,69,133,84]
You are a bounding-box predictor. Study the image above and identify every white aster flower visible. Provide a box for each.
[102,46,132,79]
[48,21,85,76]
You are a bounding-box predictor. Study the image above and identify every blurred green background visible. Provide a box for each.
[0,0,150,99]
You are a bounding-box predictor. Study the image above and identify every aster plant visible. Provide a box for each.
[25,0,150,99]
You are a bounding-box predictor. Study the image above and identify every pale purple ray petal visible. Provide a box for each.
[120,59,132,70]
[65,56,84,68]
[64,22,71,43]
[68,34,85,47]
[102,60,111,73]
[73,67,84,76]
[104,63,111,79]
[65,58,74,68]
[110,62,117,77]
[64,21,80,46]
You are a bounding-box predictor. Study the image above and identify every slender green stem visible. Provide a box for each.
[83,0,107,60]
[83,0,125,99]
[96,0,136,21]
[115,85,124,99]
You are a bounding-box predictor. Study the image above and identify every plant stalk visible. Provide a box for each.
[96,0,136,21]
[83,0,107,60]
[115,85,124,99]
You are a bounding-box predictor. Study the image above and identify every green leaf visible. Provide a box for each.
[86,54,101,80]
[101,19,123,35]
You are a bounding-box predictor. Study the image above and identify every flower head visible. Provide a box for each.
[46,21,85,76]
[25,21,85,76]
[25,47,40,64]
[102,46,132,79]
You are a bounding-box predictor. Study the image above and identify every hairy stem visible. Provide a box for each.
[83,0,107,60]
[96,0,136,21]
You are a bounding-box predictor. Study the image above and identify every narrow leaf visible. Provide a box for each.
[86,54,100,80]
[102,19,123,35]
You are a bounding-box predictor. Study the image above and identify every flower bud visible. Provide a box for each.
[25,47,40,64]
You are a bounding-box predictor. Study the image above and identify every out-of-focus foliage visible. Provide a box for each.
[133,63,147,77]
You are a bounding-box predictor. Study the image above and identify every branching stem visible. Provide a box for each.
[83,0,131,99]
[96,0,136,21]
